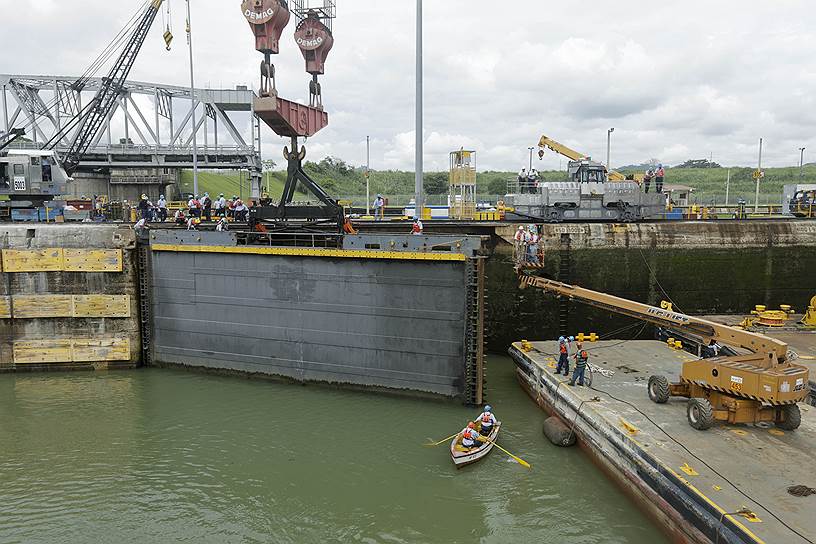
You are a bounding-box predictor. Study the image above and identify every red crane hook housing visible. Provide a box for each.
[242,0,291,54]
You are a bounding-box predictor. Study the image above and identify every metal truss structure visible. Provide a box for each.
[0,74,262,175]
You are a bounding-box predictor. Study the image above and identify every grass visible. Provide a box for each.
[177,164,816,206]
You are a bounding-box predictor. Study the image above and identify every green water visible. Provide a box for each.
[0,357,666,543]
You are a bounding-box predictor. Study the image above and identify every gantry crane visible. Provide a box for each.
[537,135,627,181]
[518,270,809,431]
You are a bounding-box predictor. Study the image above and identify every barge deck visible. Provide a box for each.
[509,339,815,544]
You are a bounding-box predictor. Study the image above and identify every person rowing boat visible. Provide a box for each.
[476,404,497,436]
[461,422,486,450]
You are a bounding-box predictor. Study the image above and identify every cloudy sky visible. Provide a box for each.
[2,0,815,172]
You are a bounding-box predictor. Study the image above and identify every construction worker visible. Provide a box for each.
[216,194,227,218]
[643,169,653,194]
[476,405,497,436]
[461,422,484,450]
[373,194,385,221]
[174,209,186,225]
[411,218,423,235]
[518,168,527,192]
[570,343,589,387]
[556,336,570,375]
[527,226,540,264]
[216,217,229,232]
[655,164,665,193]
[137,194,152,220]
[156,195,168,222]
[188,194,201,218]
[513,226,525,263]
[201,192,212,221]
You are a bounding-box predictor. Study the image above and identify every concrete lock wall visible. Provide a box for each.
[0,225,142,370]
[488,221,816,350]
[148,232,486,402]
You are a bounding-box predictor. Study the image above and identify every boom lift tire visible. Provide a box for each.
[776,404,802,431]
[687,398,714,430]
[648,375,671,404]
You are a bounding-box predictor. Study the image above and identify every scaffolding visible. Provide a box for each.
[449,149,477,220]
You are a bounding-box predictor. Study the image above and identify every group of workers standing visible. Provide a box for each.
[460,405,497,450]
[517,168,540,193]
[557,335,590,387]
[641,165,665,194]
[513,225,542,265]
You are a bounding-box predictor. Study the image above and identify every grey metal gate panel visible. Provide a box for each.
[151,251,471,397]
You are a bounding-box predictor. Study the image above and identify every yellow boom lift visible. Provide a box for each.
[518,271,810,431]
[537,135,628,181]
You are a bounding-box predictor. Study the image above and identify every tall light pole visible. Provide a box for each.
[528,147,534,172]
[607,127,615,169]
[185,0,199,197]
[414,0,423,219]
[800,147,806,181]
[754,137,763,213]
[366,136,371,215]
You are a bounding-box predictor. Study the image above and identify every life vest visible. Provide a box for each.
[412,223,421,234]
[481,414,491,423]
[560,344,567,354]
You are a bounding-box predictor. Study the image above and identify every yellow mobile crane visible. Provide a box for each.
[518,271,810,431]
[537,135,628,181]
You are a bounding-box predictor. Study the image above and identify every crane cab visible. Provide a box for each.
[0,150,70,203]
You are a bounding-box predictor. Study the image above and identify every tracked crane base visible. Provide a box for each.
[509,340,815,544]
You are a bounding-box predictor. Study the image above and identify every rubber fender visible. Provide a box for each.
[542,416,576,447]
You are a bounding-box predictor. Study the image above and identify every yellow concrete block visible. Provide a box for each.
[1,249,64,272]
[64,249,123,272]
[72,338,130,362]
[12,295,73,318]
[0,296,10,318]
[12,338,130,364]
[13,339,73,364]
[73,295,130,318]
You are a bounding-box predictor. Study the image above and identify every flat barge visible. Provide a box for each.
[509,339,815,544]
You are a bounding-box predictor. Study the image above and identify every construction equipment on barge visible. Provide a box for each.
[517,270,810,430]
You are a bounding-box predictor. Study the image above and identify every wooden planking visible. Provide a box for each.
[0,296,10,319]
[13,338,131,364]
[13,339,74,364]
[72,338,131,362]
[73,295,130,318]
[0,249,123,272]
[64,249,123,272]
[12,295,73,318]
[2,249,64,272]
[0,295,131,319]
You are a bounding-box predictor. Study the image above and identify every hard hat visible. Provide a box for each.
[204,192,209,196]
[559,336,566,342]
[159,195,164,199]
[569,336,575,341]
[518,226,524,230]
[484,405,493,413]
[141,194,147,199]
[467,422,476,429]
[219,193,224,197]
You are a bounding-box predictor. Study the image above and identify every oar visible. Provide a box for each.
[424,432,459,447]
[481,437,531,469]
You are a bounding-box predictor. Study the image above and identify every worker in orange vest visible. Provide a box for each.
[476,405,497,436]
[461,422,484,449]
[411,218,423,235]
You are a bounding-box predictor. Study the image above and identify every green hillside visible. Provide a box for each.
[178,161,816,206]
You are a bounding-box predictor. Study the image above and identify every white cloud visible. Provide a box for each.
[1,0,814,170]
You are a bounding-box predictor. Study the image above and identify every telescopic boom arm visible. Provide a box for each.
[518,273,790,368]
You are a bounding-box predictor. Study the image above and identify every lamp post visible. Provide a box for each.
[366,135,371,215]
[528,147,534,172]
[754,138,763,214]
[607,127,615,169]
[185,0,199,197]
[800,147,806,181]
[414,0,423,219]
